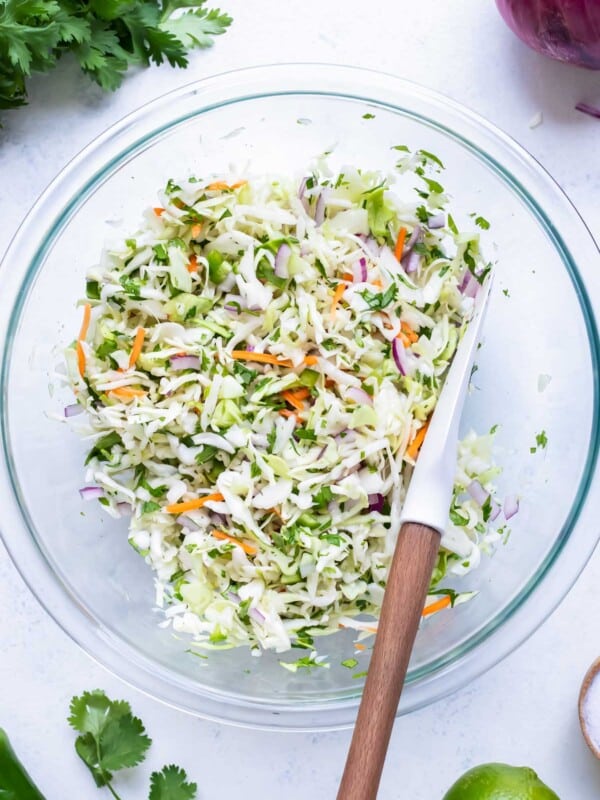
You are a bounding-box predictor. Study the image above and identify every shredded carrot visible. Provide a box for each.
[279,409,302,422]
[128,327,146,369]
[108,387,147,401]
[153,207,165,217]
[165,492,224,514]
[400,321,418,343]
[231,351,319,369]
[372,278,383,288]
[282,387,310,410]
[394,227,407,261]
[406,419,430,460]
[330,283,347,320]
[76,341,86,378]
[354,643,367,651]
[207,180,247,192]
[191,224,202,238]
[232,351,293,366]
[212,529,257,555]
[422,595,451,617]
[398,332,411,347]
[187,254,199,273]
[79,303,91,341]
[342,272,354,281]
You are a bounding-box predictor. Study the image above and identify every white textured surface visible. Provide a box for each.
[1,1,600,797]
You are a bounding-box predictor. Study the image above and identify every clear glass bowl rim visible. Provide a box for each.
[1,63,600,731]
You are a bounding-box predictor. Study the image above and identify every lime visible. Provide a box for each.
[442,763,560,800]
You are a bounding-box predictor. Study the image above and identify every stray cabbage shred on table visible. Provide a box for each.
[65,151,510,655]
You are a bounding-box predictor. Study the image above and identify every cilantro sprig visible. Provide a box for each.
[0,0,232,120]
[69,690,197,800]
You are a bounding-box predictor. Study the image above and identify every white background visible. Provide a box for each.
[1,1,600,797]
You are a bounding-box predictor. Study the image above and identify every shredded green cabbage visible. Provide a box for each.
[64,154,508,654]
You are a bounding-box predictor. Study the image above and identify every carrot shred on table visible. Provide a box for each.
[76,341,86,378]
[191,224,202,238]
[79,303,91,341]
[406,419,430,460]
[354,643,367,651]
[128,327,146,369]
[153,207,165,217]
[108,387,147,401]
[342,272,354,281]
[422,595,451,617]
[330,283,347,320]
[394,227,407,261]
[166,492,224,514]
[187,254,199,273]
[212,529,257,555]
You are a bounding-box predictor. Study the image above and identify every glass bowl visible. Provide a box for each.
[1,64,599,731]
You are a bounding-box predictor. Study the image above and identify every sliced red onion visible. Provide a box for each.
[227,591,241,603]
[458,269,471,293]
[179,515,202,531]
[316,443,328,459]
[298,177,310,213]
[504,494,520,520]
[351,257,368,283]
[346,386,373,406]
[403,250,421,274]
[249,607,266,624]
[464,275,479,299]
[117,501,132,516]
[274,243,291,278]
[79,486,104,501]
[403,225,421,255]
[170,355,201,371]
[428,213,446,229]
[576,102,600,120]
[363,236,380,258]
[224,304,240,315]
[64,403,84,418]
[467,479,488,506]
[314,191,327,226]
[246,344,255,352]
[392,338,408,376]
[368,493,384,512]
[489,499,502,521]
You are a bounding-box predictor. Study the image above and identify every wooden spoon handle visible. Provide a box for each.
[337,522,441,800]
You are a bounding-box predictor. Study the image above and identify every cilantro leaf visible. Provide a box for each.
[160,5,232,49]
[0,0,232,123]
[149,765,198,800]
[69,690,151,790]
[360,283,397,311]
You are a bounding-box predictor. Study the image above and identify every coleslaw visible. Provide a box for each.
[65,152,512,655]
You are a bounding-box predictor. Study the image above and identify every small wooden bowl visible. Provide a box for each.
[579,657,600,760]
